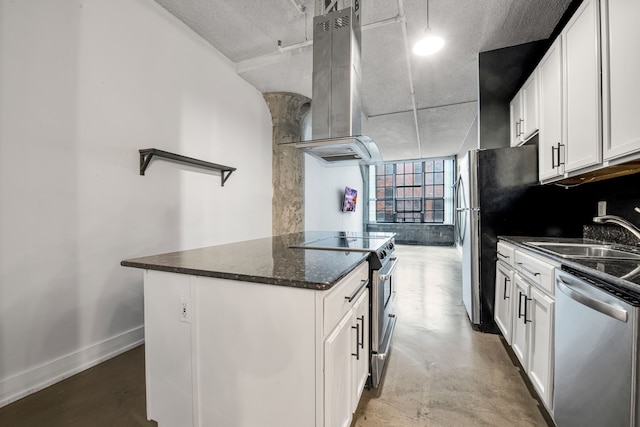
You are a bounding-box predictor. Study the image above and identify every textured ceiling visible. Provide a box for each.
[153,0,573,160]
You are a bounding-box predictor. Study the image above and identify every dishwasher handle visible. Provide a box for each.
[557,275,628,323]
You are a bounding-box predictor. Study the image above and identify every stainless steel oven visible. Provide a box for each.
[369,242,398,389]
[290,231,398,390]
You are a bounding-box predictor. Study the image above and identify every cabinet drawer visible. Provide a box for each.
[323,262,368,334]
[497,241,516,267]
[514,250,556,295]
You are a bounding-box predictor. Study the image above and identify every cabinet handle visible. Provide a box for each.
[518,292,532,324]
[551,144,557,168]
[515,120,519,139]
[345,279,368,303]
[358,315,365,349]
[516,262,540,277]
[523,296,532,324]
[497,251,509,261]
[351,323,360,360]
[557,143,565,166]
[518,292,524,319]
[503,277,510,300]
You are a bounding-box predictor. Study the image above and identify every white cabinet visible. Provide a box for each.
[324,312,354,427]
[534,0,640,182]
[514,249,556,296]
[494,241,515,344]
[521,73,539,140]
[528,286,555,408]
[510,73,539,146]
[324,286,369,427]
[538,38,565,181]
[143,261,370,427]
[511,274,530,368]
[510,91,524,147]
[351,289,369,412]
[496,240,558,412]
[562,0,602,173]
[513,247,557,411]
[601,0,640,161]
[495,261,514,344]
[322,265,369,425]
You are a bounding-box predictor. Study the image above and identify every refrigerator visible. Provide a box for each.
[456,145,539,332]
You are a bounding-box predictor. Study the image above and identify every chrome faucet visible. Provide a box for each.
[593,207,640,242]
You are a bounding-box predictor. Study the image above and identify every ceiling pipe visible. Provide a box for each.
[287,0,307,14]
[396,0,422,158]
[368,100,477,119]
[236,14,403,74]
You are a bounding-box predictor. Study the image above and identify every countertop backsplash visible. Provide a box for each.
[584,224,640,248]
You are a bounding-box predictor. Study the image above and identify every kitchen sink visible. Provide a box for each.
[527,242,640,260]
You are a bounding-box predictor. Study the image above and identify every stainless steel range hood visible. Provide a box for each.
[281,6,382,166]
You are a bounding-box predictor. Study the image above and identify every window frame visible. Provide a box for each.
[369,157,454,225]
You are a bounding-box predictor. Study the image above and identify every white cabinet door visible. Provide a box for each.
[528,286,555,411]
[351,289,369,412]
[602,0,640,160]
[563,0,602,173]
[521,72,539,140]
[511,274,530,369]
[510,91,523,146]
[494,261,514,345]
[325,311,354,427]
[323,262,368,427]
[538,38,565,181]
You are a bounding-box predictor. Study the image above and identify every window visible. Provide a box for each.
[369,158,454,224]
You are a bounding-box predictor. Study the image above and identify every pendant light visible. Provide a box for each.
[412,0,444,56]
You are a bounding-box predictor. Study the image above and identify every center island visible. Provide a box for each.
[121,231,372,427]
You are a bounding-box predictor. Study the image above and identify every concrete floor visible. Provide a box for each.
[352,245,552,427]
[0,245,551,426]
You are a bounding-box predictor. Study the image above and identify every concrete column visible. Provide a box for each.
[263,92,311,236]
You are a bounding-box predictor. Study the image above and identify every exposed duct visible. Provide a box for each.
[280,5,382,166]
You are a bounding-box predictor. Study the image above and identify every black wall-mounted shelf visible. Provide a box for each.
[139,148,236,186]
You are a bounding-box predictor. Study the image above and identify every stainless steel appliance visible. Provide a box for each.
[367,241,398,389]
[456,146,539,331]
[554,267,640,426]
[292,231,397,389]
[278,5,382,166]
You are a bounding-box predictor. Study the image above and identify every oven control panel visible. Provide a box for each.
[370,238,395,269]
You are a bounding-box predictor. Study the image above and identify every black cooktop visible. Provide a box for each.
[291,231,395,253]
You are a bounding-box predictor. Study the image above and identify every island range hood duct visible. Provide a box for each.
[282,6,382,166]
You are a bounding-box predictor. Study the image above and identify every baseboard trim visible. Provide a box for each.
[0,325,144,408]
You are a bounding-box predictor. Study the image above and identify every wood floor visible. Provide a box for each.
[0,245,551,426]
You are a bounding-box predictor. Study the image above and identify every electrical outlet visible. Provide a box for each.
[598,201,607,216]
[180,297,191,323]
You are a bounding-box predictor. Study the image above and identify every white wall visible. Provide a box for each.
[0,0,272,406]
[304,156,364,232]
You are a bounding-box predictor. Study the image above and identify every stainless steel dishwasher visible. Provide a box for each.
[554,267,640,427]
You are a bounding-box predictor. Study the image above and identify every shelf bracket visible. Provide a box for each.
[138,148,236,187]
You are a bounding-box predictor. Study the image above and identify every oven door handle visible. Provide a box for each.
[374,313,397,362]
[379,257,399,281]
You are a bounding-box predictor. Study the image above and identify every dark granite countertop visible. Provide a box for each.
[121,231,371,290]
[499,235,640,293]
